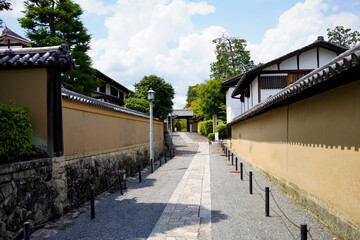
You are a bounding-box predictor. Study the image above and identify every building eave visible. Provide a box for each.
[227,44,360,127]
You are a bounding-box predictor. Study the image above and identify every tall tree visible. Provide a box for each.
[185,84,203,119]
[327,26,360,49]
[210,35,255,80]
[0,0,11,28]
[19,0,97,96]
[125,75,174,119]
[198,79,226,120]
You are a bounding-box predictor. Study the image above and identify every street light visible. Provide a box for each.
[148,88,155,173]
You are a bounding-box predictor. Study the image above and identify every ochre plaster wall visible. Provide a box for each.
[0,68,48,146]
[62,99,164,156]
[231,80,360,236]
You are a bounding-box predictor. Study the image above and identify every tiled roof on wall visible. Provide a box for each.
[228,44,360,126]
[0,44,75,70]
[170,109,194,117]
[62,88,158,120]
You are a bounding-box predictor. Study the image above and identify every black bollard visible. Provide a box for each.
[228,151,230,161]
[301,225,307,240]
[118,175,123,195]
[24,222,30,240]
[265,187,270,217]
[150,159,154,173]
[165,152,167,163]
[231,153,234,165]
[235,157,238,171]
[138,163,142,183]
[249,172,253,194]
[90,188,95,219]
[159,157,162,166]
[225,148,227,157]
[240,162,243,180]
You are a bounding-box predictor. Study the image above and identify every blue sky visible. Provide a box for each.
[2,0,360,108]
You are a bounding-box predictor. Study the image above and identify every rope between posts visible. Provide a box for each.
[239,160,314,240]
[252,174,266,192]
[269,191,301,229]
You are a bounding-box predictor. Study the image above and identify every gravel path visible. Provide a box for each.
[210,142,337,240]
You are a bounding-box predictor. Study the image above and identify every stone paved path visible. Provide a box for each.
[148,133,211,240]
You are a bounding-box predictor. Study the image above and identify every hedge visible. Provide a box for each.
[216,124,227,139]
[0,103,34,162]
[199,120,213,136]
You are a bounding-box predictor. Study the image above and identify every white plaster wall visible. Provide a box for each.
[299,49,317,69]
[226,87,242,122]
[251,77,259,107]
[319,47,337,67]
[261,89,282,102]
[280,56,297,70]
[263,64,278,71]
[106,84,111,95]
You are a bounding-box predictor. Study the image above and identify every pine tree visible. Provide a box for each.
[210,35,255,81]
[19,0,98,96]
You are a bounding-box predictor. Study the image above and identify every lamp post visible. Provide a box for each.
[148,88,155,173]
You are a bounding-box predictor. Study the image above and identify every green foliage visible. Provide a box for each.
[173,119,187,132]
[131,75,174,119]
[0,0,11,27]
[216,124,227,139]
[19,0,98,96]
[208,133,214,141]
[210,35,255,80]
[327,26,360,49]
[199,120,213,136]
[124,97,149,114]
[185,85,204,119]
[0,103,34,162]
[198,79,226,120]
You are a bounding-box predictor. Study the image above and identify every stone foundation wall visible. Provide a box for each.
[0,141,163,239]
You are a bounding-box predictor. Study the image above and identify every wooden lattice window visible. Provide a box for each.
[260,75,288,89]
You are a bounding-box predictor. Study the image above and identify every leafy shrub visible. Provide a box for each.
[208,133,215,141]
[216,124,227,139]
[199,120,213,135]
[0,103,34,162]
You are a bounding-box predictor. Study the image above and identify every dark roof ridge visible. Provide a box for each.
[228,44,360,126]
[0,44,75,70]
[62,87,159,120]
[0,26,29,43]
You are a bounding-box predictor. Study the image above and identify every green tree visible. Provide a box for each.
[198,79,226,120]
[210,35,255,80]
[19,0,97,96]
[124,97,149,114]
[185,84,203,119]
[0,0,11,28]
[327,26,360,49]
[128,75,174,119]
[173,119,187,132]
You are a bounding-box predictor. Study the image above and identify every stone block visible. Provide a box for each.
[0,182,13,199]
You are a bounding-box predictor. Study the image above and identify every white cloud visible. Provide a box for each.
[2,0,25,18]
[247,0,360,64]
[89,0,220,109]
[74,0,115,16]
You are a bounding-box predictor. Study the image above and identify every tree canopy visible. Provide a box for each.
[327,26,360,49]
[210,35,255,81]
[125,75,174,119]
[19,0,97,96]
[0,0,11,27]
